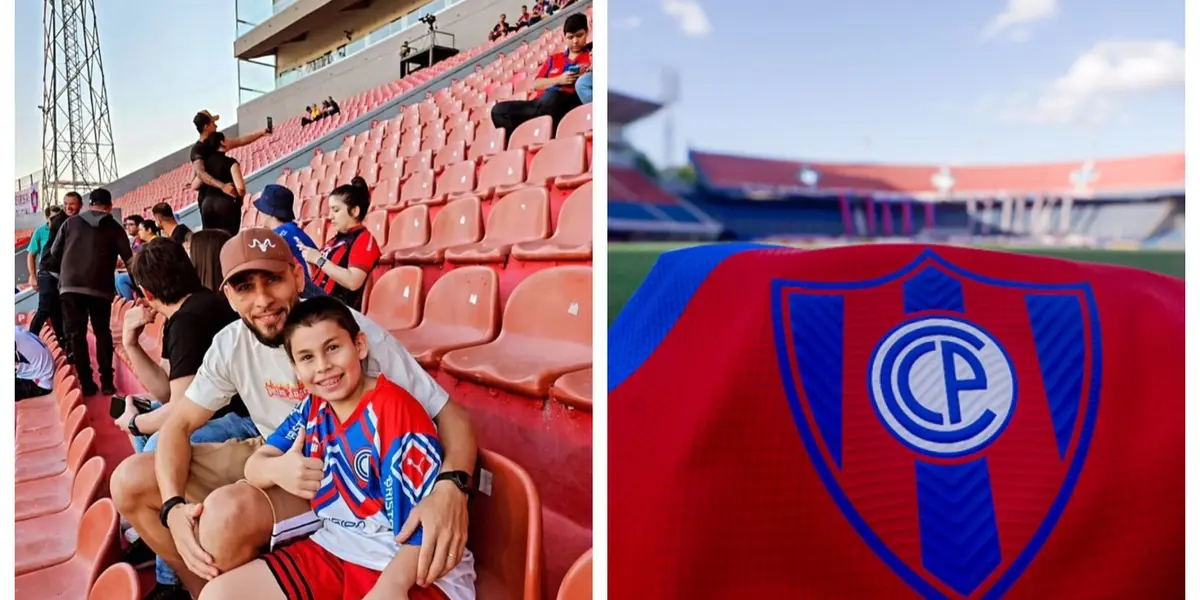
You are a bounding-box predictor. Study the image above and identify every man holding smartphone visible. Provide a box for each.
[190,110,271,234]
[490,12,591,140]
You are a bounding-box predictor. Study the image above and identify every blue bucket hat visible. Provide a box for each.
[254,184,296,222]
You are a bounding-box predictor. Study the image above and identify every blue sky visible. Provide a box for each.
[610,0,1185,168]
[13,0,264,179]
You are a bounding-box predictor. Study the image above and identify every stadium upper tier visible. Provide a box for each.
[109,5,592,219]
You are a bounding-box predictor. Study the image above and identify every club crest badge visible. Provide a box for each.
[771,249,1102,599]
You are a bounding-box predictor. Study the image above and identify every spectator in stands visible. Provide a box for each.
[123,214,145,252]
[25,204,62,290]
[298,178,379,311]
[301,106,313,128]
[15,325,55,401]
[152,202,192,244]
[109,228,477,598]
[517,5,531,28]
[47,188,133,396]
[491,13,591,140]
[189,132,247,236]
[326,96,340,116]
[28,195,76,354]
[201,296,475,600]
[187,229,233,292]
[117,238,260,599]
[139,220,162,242]
[529,3,545,24]
[191,110,268,234]
[253,184,324,299]
[489,14,513,41]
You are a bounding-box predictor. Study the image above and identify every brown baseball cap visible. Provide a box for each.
[220,228,295,286]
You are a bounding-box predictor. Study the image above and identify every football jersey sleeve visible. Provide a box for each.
[347,231,381,272]
[264,396,311,453]
[378,383,444,547]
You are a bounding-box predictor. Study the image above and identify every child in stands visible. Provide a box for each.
[201,296,475,600]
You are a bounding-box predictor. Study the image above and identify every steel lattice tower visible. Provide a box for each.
[41,0,118,202]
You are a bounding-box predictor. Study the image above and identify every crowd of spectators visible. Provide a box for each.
[492,12,592,141]
[300,97,341,127]
[490,0,577,41]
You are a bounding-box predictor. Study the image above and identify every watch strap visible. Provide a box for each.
[128,414,142,437]
[435,470,473,495]
[160,496,188,528]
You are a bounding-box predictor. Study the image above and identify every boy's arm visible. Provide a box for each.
[365,546,419,599]
[244,399,324,498]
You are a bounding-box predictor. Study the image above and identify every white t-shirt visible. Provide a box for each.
[186,309,449,438]
[15,326,54,389]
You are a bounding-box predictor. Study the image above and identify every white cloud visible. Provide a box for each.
[982,0,1059,41]
[614,15,642,31]
[1001,40,1185,125]
[662,0,712,37]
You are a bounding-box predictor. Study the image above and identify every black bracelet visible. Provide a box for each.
[160,496,188,529]
[128,414,143,438]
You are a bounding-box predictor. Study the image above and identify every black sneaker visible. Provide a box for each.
[144,583,190,600]
[81,383,99,396]
[101,382,117,395]
[122,538,156,570]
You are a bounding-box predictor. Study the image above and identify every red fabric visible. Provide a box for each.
[315,226,380,295]
[263,538,449,600]
[609,244,1183,599]
[534,50,591,98]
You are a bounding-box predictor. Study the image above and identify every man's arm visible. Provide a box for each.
[48,219,67,263]
[227,129,269,151]
[191,159,227,190]
[123,327,171,402]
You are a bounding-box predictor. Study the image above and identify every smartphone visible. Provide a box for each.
[266,116,274,134]
[566,65,581,74]
[109,395,154,419]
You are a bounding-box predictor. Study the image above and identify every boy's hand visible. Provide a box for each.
[271,434,324,499]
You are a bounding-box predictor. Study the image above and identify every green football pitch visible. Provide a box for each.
[608,243,1184,325]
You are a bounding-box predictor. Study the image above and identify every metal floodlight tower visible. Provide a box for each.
[41,0,118,203]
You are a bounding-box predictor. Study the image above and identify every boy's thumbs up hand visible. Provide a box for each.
[274,428,324,500]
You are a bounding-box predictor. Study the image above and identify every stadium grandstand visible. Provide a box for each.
[608,136,1184,249]
[607,91,721,241]
[16,1,593,598]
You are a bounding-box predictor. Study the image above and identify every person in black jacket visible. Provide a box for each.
[28,193,79,355]
[48,188,134,396]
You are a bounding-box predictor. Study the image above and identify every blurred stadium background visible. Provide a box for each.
[607,89,1184,324]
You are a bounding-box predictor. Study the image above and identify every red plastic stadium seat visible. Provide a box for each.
[392,197,483,264]
[17,403,86,455]
[430,159,477,205]
[379,205,431,265]
[17,388,83,433]
[434,140,468,174]
[445,188,551,264]
[469,449,543,600]
[366,266,424,334]
[496,135,586,197]
[556,549,593,600]
[394,267,500,367]
[469,126,506,163]
[15,456,105,575]
[508,116,553,152]
[400,168,436,206]
[88,563,140,600]
[364,209,390,247]
[473,150,526,200]
[15,498,120,600]
[512,182,592,261]
[551,368,592,413]
[441,266,592,397]
[16,426,95,521]
[556,104,593,140]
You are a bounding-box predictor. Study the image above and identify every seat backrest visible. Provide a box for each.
[509,116,553,151]
[364,209,389,246]
[553,183,592,244]
[433,140,467,171]
[379,157,404,182]
[386,205,430,250]
[404,150,434,176]
[67,424,95,473]
[436,160,476,198]
[71,455,106,510]
[477,150,526,192]
[400,169,435,204]
[89,563,139,600]
[366,267,424,331]
[429,197,483,247]
[484,188,550,243]
[58,375,78,399]
[556,550,594,600]
[469,449,543,600]
[527,135,586,182]
[303,220,327,248]
[556,104,592,139]
[63,404,89,450]
[59,388,84,420]
[469,126,506,162]
[423,267,499,338]
[500,267,591,345]
[76,498,118,568]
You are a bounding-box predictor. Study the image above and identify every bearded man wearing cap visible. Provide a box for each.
[110,228,478,598]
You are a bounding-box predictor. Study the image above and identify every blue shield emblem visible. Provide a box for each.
[770,249,1102,599]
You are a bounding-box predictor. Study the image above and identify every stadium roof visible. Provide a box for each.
[691,150,1185,199]
[609,91,663,126]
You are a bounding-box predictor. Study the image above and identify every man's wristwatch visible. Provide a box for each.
[435,471,473,495]
[160,496,188,528]
[316,256,327,268]
[128,414,143,437]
